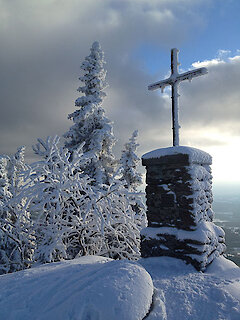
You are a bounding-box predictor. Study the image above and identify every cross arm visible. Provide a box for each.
[176,67,208,83]
[148,67,207,92]
[148,78,171,92]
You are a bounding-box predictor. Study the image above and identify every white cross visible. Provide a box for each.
[148,48,208,147]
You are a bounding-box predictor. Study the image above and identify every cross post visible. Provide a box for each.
[148,48,208,146]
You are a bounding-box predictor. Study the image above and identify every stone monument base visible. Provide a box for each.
[141,146,226,271]
[141,221,225,271]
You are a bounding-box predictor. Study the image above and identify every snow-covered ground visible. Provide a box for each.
[140,256,240,320]
[0,255,239,320]
[0,256,153,320]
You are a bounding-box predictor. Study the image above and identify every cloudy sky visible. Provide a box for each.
[0,0,240,185]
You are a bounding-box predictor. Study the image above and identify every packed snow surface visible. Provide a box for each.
[0,255,239,320]
[142,146,212,164]
[0,256,153,320]
[140,256,240,320]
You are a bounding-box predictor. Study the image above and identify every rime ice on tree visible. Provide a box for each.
[119,131,147,231]
[120,130,142,191]
[148,48,207,146]
[0,148,33,274]
[142,49,225,271]
[64,42,115,185]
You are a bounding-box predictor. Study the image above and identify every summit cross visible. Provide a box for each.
[148,48,208,147]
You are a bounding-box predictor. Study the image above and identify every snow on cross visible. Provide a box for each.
[148,48,208,146]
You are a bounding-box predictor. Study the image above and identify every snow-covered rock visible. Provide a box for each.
[0,256,153,320]
[141,221,224,244]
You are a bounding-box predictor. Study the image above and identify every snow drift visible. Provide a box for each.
[0,255,239,320]
[0,256,153,320]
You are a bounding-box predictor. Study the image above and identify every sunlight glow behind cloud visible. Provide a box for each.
[205,136,240,183]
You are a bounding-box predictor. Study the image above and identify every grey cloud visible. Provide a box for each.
[0,0,224,161]
[179,58,240,132]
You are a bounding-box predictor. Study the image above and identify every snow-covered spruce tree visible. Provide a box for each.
[119,131,147,230]
[0,156,13,274]
[0,150,33,274]
[0,157,11,207]
[120,130,142,191]
[64,41,116,186]
[7,146,26,197]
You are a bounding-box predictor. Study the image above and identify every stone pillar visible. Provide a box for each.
[141,146,225,271]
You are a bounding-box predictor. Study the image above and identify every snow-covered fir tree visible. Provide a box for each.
[64,41,116,186]
[0,157,13,274]
[7,146,26,197]
[120,130,142,191]
[119,131,147,230]
[0,157,11,206]
[0,150,33,274]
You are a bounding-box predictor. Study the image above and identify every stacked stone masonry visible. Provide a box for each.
[141,147,226,271]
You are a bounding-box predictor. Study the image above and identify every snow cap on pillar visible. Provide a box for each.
[142,146,212,166]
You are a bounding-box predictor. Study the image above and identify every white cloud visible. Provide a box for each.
[192,59,224,68]
[192,50,240,68]
[229,55,240,62]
